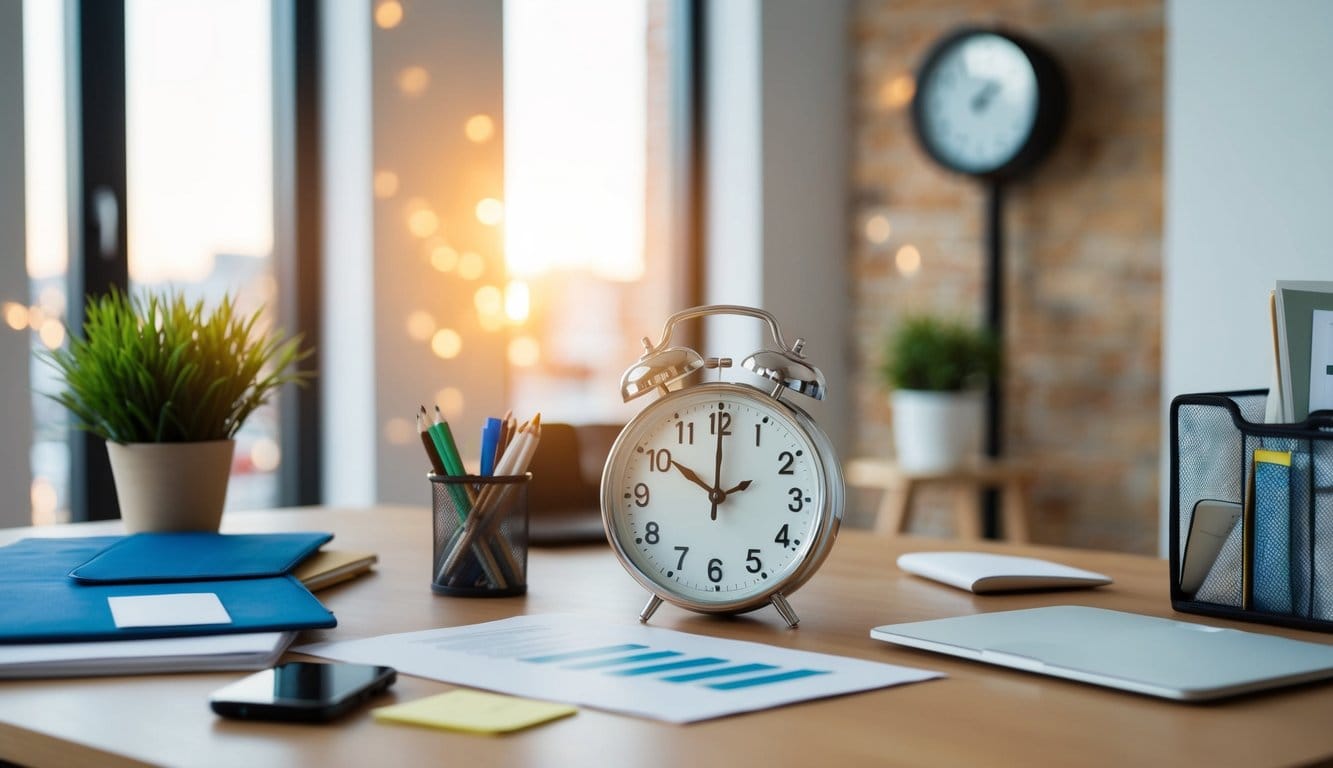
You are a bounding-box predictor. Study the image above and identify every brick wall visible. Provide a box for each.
[850,0,1164,553]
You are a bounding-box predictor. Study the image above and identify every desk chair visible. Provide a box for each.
[525,423,622,545]
[846,457,1033,542]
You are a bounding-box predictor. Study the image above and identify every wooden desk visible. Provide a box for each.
[2,506,1333,767]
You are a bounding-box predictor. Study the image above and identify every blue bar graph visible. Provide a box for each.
[608,657,727,677]
[661,663,780,683]
[563,650,683,670]
[521,643,648,664]
[707,669,829,690]
[518,642,833,692]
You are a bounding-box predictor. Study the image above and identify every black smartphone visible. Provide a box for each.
[209,661,396,722]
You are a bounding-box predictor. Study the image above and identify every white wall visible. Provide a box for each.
[0,0,31,527]
[704,0,850,455]
[1162,0,1333,549]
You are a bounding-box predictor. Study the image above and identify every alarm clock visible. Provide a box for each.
[910,28,1066,181]
[600,305,844,628]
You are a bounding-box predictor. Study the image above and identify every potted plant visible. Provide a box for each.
[41,289,310,532]
[880,315,999,472]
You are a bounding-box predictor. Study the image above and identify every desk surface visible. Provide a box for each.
[3,506,1333,767]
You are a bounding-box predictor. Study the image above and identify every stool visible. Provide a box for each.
[845,457,1033,542]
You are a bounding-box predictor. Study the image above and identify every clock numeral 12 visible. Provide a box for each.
[709,412,731,436]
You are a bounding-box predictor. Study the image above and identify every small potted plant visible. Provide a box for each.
[42,289,310,532]
[880,314,999,472]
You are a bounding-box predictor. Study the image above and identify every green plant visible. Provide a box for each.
[41,288,311,443]
[880,315,999,392]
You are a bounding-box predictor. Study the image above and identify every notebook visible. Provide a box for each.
[68,532,332,583]
[0,537,336,644]
[871,606,1333,701]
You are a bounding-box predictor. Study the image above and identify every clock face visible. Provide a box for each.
[602,384,837,611]
[915,32,1040,175]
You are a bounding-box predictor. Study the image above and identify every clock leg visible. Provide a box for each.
[771,594,800,628]
[639,595,664,623]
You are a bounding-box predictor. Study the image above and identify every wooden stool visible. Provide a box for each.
[845,457,1033,542]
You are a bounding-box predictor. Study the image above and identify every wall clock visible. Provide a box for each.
[600,305,844,628]
[911,28,1066,181]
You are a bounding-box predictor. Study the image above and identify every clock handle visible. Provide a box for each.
[651,304,793,354]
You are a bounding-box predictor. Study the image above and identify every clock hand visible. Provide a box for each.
[711,412,726,520]
[721,480,752,495]
[970,80,1000,112]
[669,460,714,495]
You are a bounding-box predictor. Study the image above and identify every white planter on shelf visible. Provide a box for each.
[890,389,983,473]
[105,439,236,532]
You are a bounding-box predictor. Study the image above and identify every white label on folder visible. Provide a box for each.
[108,593,232,629]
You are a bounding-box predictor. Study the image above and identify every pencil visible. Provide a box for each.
[417,409,446,475]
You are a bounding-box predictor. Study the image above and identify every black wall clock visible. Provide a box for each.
[908,28,1067,537]
[911,28,1067,182]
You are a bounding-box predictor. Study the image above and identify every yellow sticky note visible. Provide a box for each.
[372,689,577,734]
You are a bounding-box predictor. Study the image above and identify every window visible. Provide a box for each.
[20,0,315,524]
[502,0,696,424]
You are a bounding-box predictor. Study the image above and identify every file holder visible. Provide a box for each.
[430,473,530,597]
[1171,389,1333,632]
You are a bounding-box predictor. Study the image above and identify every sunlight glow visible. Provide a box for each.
[504,280,530,323]
[504,0,645,281]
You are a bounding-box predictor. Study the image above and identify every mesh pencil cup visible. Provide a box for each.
[430,473,530,597]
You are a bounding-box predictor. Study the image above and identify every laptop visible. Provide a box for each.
[871,605,1333,701]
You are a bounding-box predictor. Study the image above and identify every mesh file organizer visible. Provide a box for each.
[1171,390,1333,631]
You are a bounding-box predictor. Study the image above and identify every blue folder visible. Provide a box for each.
[68,532,332,583]
[0,537,337,644]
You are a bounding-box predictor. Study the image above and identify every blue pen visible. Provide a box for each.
[480,417,503,476]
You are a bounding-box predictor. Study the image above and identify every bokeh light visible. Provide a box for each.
[250,438,281,472]
[383,417,415,446]
[39,319,64,349]
[374,1,403,29]
[373,170,399,199]
[896,244,922,276]
[508,336,540,367]
[406,310,436,341]
[464,114,495,143]
[878,74,915,110]
[435,387,465,420]
[31,477,58,526]
[2,302,27,331]
[430,245,459,273]
[475,197,503,227]
[408,208,439,239]
[397,66,430,97]
[458,251,485,280]
[864,214,891,244]
[431,328,463,359]
[505,281,530,324]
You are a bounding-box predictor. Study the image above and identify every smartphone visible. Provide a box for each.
[210,661,396,722]
[1180,499,1242,596]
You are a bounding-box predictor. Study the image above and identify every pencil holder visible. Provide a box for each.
[430,473,531,597]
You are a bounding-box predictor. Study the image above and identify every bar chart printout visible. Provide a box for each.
[298,614,943,722]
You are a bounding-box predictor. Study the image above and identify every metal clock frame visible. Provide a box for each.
[600,305,845,628]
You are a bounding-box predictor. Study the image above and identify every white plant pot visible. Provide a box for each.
[890,390,983,473]
[105,439,235,532]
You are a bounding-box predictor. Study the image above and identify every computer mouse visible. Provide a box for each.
[897,551,1113,594]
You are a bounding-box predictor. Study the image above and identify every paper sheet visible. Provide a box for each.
[1310,309,1333,414]
[298,614,941,723]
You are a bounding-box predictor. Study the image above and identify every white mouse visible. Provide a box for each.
[897,551,1113,594]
